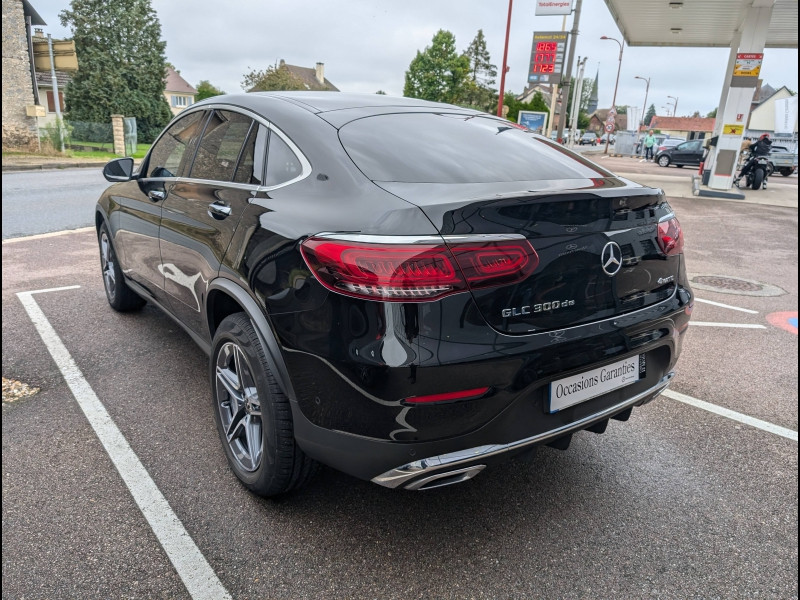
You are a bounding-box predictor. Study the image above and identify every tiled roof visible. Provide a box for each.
[35,70,71,88]
[588,110,628,130]
[165,66,197,95]
[283,62,339,91]
[649,116,715,132]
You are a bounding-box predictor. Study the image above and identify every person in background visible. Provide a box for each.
[734,132,773,187]
[644,130,656,161]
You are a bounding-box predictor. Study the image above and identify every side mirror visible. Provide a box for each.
[103,157,135,182]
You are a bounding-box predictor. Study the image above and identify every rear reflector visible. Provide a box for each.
[403,387,490,404]
[301,236,538,302]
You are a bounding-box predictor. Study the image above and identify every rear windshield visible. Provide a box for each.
[338,113,608,184]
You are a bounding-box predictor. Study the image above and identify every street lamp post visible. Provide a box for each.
[634,75,650,153]
[600,35,624,155]
[667,95,679,117]
[497,0,514,117]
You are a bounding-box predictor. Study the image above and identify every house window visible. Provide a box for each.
[46,91,65,113]
[171,95,188,108]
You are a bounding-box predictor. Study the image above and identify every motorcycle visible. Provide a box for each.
[735,154,770,190]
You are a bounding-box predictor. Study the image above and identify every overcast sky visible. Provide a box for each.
[31,0,798,118]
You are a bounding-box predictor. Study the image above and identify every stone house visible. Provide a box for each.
[2,0,46,150]
[164,66,197,115]
[279,60,338,91]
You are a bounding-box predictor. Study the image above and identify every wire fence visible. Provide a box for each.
[38,118,137,156]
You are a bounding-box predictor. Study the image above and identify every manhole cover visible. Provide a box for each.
[689,275,786,297]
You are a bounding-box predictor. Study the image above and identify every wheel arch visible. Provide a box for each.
[206,279,296,403]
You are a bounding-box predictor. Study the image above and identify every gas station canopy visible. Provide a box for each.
[602,0,798,48]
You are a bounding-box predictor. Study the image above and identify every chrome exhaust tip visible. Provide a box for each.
[404,464,486,491]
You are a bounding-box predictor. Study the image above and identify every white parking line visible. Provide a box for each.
[694,298,759,314]
[690,322,766,329]
[663,389,798,442]
[17,287,231,600]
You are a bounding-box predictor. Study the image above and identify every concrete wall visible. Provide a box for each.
[2,0,38,150]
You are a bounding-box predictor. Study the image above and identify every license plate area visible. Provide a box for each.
[548,354,645,413]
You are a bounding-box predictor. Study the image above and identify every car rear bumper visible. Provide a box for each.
[292,371,674,488]
[371,372,673,489]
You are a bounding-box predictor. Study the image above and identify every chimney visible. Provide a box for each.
[315,62,324,85]
[33,28,45,38]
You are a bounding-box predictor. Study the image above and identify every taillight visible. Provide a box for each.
[657,217,684,255]
[300,236,538,302]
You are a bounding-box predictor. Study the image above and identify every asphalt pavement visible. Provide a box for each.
[2,172,797,598]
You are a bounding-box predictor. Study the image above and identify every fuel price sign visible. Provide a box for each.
[528,31,568,85]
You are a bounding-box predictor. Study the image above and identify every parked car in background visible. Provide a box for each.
[95,92,692,496]
[579,132,598,146]
[768,145,798,177]
[655,138,686,154]
[599,133,616,145]
[655,139,704,168]
[636,134,682,154]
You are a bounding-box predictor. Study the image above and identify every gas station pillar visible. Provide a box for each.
[708,1,774,190]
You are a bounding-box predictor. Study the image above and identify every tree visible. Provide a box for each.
[242,63,308,92]
[691,110,701,118]
[461,29,497,111]
[706,108,717,118]
[501,91,549,124]
[644,104,657,126]
[403,30,470,104]
[614,106,627,114]
[375,90,387,95]
[196,80,225,101]
[464,29,497,87]
[60,0,173,144]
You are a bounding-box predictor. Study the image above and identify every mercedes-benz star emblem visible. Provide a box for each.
[601,241,623,276]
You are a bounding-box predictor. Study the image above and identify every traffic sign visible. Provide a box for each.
[605,123,614,133]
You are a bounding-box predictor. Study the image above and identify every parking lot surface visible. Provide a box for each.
[2,185,797,598]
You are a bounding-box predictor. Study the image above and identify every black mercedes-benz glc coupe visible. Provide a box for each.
[96,92,692,496]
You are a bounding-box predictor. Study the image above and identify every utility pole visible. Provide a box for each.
[497,0,514,117]
[556,0,582,143]
[569,57,588,146]
[47,34,65,152]
[546,14,569,137]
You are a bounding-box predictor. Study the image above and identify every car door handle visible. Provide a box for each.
[148,189,166,202]
[208,201,232,219]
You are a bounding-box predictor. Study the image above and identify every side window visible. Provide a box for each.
[233,124,268,185]
[265,132,303,187]
[147,111,206,178]
[689,141,702,151]
[190,110,253,182]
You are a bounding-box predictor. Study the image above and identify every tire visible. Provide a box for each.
[211,313,318,497]
[98,224,145,311]
[780,168,793,177]
[657,155,671,167]
[751,168,765,190]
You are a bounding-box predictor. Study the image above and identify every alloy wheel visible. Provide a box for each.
[215,342,263,472]
[100,232,116,300]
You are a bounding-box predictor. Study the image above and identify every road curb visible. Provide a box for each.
[2,162,105,172]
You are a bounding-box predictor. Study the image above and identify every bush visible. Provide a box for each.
[40,118,73,151]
